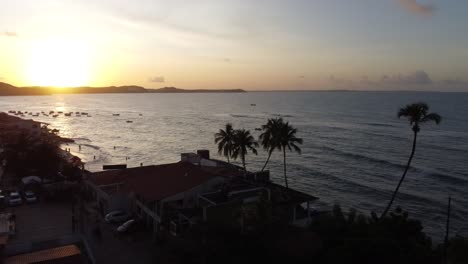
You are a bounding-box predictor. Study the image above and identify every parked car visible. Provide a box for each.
[104,210,131,223]
[0,190,5,208]
[116,219,137,233]
[8,192,22,206]
[23,191,37,203]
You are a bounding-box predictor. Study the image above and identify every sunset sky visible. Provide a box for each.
[1,0,467,91]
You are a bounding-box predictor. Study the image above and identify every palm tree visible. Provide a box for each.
[381,102,441,218]
[278,122,303,188]
[214,123,235,163]
[259,118,283,171]
[231,129,258,171]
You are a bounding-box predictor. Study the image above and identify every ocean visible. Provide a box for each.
[1,91,467,240]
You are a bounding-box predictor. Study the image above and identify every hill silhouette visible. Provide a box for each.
[0,82,246,96]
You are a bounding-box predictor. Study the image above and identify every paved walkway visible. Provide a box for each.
[80,203,157,263]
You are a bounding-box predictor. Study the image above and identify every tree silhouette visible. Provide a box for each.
[214,123,235,163]
[232,129,258,171]
[381,102,441,218]
[259,118,283,171]
[277,122,302,188]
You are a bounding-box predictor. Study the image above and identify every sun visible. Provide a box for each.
[25,38,92,87]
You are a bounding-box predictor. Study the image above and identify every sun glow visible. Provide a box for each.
[25,38,92,87]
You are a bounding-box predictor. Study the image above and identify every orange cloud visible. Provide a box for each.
[3,31,18,37]
[399,0,434,16]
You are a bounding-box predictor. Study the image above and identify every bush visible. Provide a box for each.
[308,205,438,264]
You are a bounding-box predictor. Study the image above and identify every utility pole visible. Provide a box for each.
[443,196,452,264]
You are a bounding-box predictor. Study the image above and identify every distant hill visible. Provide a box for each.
[0,82,51,96]
[150,87,246,93]
[0,82,246,96]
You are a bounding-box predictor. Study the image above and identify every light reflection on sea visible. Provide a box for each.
[1,91,467,240]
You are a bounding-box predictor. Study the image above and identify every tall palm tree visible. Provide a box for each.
[214,123,235,163]
[381,102,441,218]
[278,122,303,188]
[259,118,283,171]
[231,129,258,171]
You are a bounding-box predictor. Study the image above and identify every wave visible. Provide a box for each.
[320,146,414,171]
[271,114,294,118]
[364,122,396,128]
[427,172,468,186]
[230,114,263,119]
[291,164,388,196]
[73,137,92,142]
[79,143,100,150]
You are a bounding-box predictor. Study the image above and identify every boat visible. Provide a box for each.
[52,114,59,118]
[81,112,88,115]
[255,128,262,131]
[64,113,71,116]
[126,120,133,123]
[251,104,256,106]
[113,114,120,116]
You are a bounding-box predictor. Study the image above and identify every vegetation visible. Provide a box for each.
[276,120,302,188]
[2,125,66,178]
[259,118,283,171]
[215,118,302,188]
[161,203,464,264]
[443,236,468,264]
[381,102,441,218]
[309,205,439,264]
[231,129,258,171]
[214,123,235,163]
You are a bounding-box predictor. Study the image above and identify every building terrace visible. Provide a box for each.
[84,150,318,237]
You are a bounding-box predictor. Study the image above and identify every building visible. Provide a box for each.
[84,150,318,236]
[3,244,85,264]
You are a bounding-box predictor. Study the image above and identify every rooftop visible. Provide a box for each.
[4,244,83,264]
[89,162,231,202]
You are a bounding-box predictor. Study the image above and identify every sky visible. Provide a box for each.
[1,0,467,91]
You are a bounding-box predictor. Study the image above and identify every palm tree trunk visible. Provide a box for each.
[283,148,288,189]
[381,130,418,219]
[261,149,273,171]
[227,155,230,163]
[242,154,246,171]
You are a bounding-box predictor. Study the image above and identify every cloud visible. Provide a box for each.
[223,58,231,63]
[399,0,434,17]
[149,76,165,83]
[3,31,18,37]
[380,70,432,85]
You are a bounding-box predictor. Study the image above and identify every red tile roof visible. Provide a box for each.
[4,244,82,264]
[89,162,225,202]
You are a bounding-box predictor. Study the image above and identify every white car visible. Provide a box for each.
[8,192,22,206]
[104,210,131,223]
[117,219,136,233]
[24,191,37,203]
